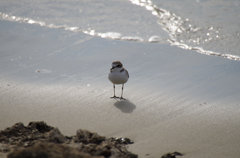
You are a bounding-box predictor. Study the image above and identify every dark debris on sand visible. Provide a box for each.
[161,152,184,158]
[0,121,137,158]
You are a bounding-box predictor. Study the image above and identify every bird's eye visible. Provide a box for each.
[117,65,121,67]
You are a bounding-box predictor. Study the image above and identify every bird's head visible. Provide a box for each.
[111,61,123,69]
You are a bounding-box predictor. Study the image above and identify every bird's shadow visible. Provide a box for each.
[113,99,136,113]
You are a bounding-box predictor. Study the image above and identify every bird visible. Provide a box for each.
[108,61,129,99]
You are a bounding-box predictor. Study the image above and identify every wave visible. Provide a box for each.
[128,0,240,61]
[0,11,240,61]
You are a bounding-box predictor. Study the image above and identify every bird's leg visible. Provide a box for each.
[111,84,116,98]
[114,84,116,97]
[120,84,124,99]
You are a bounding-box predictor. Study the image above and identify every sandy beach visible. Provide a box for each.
[1,13,240,158]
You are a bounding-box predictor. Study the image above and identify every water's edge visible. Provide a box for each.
[1,2,240,62]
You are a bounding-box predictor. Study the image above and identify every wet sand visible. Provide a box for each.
[1,20,240,158]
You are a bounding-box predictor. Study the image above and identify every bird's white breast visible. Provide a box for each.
[108,69,128,84]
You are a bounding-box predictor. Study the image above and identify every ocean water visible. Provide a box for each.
[0,0,240,60]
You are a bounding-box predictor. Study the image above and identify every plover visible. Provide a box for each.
[108,61,129,99]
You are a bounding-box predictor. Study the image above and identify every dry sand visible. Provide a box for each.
[1,20,240,158]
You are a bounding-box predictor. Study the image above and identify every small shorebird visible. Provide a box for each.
[108,61,129,99]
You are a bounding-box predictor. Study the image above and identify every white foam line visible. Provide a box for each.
[0,12,144,43]
[168,40,240,61]
[1,12,240,61]
[128,0,240,61]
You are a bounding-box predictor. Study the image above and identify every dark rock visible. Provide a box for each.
[28,121,53,133]
[47,128,66,143]
[0,123,25,138]
[126,153,138,158]
[7,142,101,158]
[172,152,183,156]
[0,121,56,147]
[1,122,138,158]
[92,144,112,157]
[110,137,134,145]
[0,143,10,153]
[161,152,183,158]
[75,129,106,145]
[0,122,30,145]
